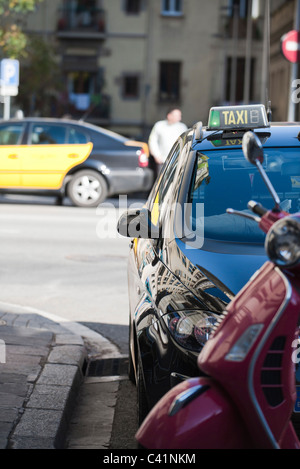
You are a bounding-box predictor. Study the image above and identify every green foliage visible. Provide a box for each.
[0,0,61,117]
[0,0,41,15]
[0,25,27,59]
[0,0,44,58]
[17,35,64,116]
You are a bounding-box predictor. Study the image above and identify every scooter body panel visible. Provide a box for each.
[198,262,300,448]
[136,377,253,449]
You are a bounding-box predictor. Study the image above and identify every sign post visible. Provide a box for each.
[0,59,20,119]
[281,0,300,122]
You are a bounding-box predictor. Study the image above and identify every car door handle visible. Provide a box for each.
[8,154,19,159]
[68,153,80,158]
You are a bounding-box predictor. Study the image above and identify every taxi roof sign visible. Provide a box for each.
[207,104,269,131]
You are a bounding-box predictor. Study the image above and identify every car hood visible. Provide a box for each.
[175,238,267,302]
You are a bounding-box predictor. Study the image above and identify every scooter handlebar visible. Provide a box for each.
[227,200,288,229]
[247,200,268,217]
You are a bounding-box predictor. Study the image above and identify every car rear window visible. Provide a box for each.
[0,123,25,145]
[68,127,88,144]
[88,129,127,149]
[188,147,300,243]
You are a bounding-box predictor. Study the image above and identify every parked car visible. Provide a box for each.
[118,104,300,425]
[0,117,153,207]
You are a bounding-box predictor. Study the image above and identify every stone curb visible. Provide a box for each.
[0,302,121,449]
[8,334,86,449]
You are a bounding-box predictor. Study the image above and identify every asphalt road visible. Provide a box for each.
[0,192,144,449]
[0,193,136,325]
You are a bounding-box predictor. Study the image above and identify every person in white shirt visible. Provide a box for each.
[148,108,188,175]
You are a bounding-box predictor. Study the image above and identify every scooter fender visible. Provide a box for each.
[136,377,253,449]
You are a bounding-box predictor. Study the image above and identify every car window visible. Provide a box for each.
[68,128,88,144]
[188,147,300,243]
[91,130,126,149]
[0,123,25,145]
[29,124,67,144]
[151,143,181,227]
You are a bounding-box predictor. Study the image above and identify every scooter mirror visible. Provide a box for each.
[242,131,281,211]
[242,131,264,165]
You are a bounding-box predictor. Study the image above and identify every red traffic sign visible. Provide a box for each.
[281,30,300,63]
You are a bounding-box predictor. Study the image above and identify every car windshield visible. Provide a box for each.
[188,147,300,244]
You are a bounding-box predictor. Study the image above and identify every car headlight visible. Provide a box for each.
[265,215,300,267]
[164,311,219,352]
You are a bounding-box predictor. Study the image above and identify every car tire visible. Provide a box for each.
[128,323,136,384]
[137,356,149,426]
[67,170,108,207]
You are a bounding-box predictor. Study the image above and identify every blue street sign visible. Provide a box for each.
[0,59,19,87]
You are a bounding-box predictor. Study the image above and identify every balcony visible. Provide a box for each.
[223,17,261,40]
[65,93,111,124]
[57,7,106,40]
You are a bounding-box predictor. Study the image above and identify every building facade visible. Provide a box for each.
[269,0,300,121]
[16,0,297,138]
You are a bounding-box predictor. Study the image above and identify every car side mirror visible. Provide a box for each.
[117,207,160,239]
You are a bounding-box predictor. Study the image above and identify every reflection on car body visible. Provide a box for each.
[0,118,153,207]
[118,104,300,424]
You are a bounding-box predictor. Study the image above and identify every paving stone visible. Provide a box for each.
[0,326,54,347]
[5,345,50,357]
[0,421,14,438]
[0,392,27,407]
[48,345,85,367]
[12,408,62,438]
[27,384,72,411]
[0,407,19,423]
[9,436,55,449]
[0,372,28,385]
[55,334,84,346]
[0,381,28,396]
[0,437,8,449]
[37,364,80,387]
[0,313,86,449]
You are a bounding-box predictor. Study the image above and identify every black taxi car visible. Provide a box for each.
[0,118,152,207]
[117,104,300,423]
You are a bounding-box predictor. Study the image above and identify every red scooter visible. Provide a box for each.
[136,131,300,449]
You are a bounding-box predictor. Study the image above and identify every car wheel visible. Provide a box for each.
[67,170,108,207]
[137,356,149,425]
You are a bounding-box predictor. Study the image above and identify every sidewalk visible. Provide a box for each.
[0,303,118,449]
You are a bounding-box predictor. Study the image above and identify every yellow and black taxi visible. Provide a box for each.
[0,117,152,207]
[118,104,300,424]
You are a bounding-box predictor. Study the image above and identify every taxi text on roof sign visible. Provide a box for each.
[207,104,269,131]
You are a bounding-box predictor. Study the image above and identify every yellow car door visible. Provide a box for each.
[21,123,92,189]
[0,122,25,187]
[20,143,93,189]
[0,148,21,187]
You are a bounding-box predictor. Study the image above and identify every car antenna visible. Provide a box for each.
[267,101,272,122]
[78,104,97,122]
